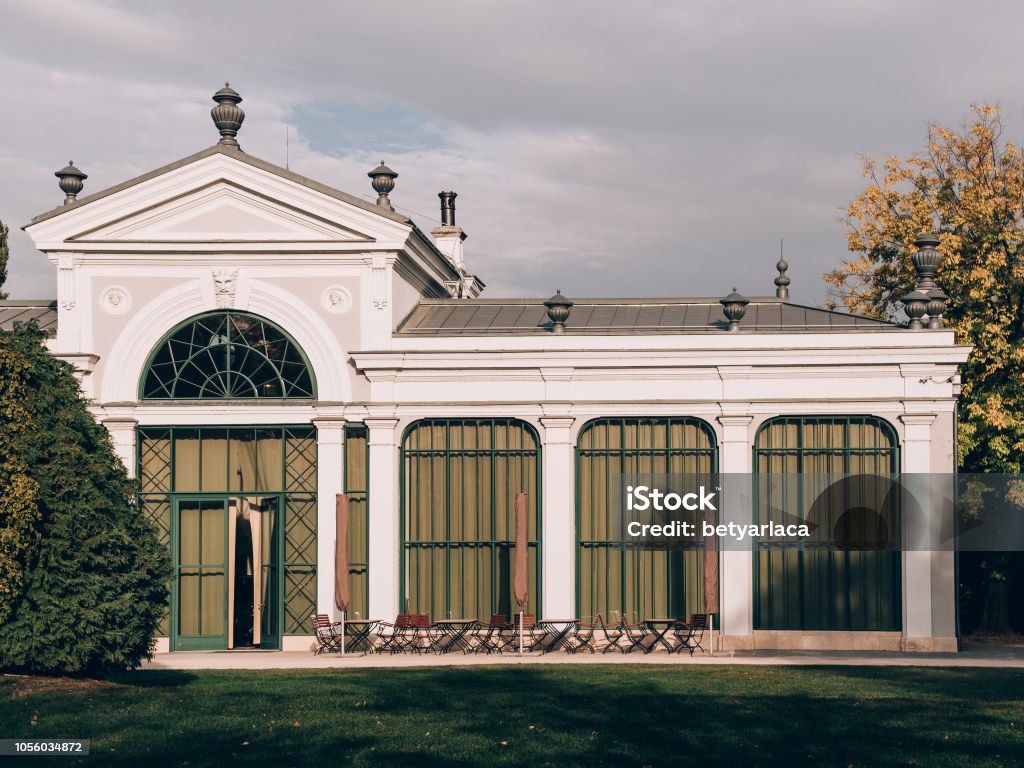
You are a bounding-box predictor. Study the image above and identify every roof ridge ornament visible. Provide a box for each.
[211,83,245,149]
[720,288,749,332]
[544,289,573,334]
[901,232,947,329]
[368,161,398,210]
[55,161,87,205]
[775,238,790,300]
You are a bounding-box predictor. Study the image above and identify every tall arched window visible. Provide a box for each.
[576,417,717,623]
[141,312,315,399]
[401,419,540,621]
[753,415,900,631]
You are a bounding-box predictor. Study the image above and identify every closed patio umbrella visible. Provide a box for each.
[513,492,529,654]
[703,504,718,655]
[335,493,350,654]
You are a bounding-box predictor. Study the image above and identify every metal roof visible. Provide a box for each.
[0,300,58,332]
[395,297,898,336]
[25,145,413,229]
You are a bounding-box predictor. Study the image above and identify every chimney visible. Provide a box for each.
[439,191,457,226]
[432,190,467,271]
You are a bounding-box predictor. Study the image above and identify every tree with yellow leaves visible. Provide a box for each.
[826,104,1024,475]
[826,105,1024,634]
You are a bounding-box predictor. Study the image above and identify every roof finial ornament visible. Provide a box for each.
[368,161,398,210]
[775,238,790,300]
[211,83,245,149]
[544,289,573,334]
[55,161,87,205]
[901,232,947,330]
[720,287,749,332]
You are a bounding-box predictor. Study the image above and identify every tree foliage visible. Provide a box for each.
[0,324,171,675]
[0,219,9,300]
[0,333,39,624]
[825,105,1024,473]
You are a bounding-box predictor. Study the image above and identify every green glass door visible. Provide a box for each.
[173,498,228,650]
[259,498,282,650]
[172,495,284,650]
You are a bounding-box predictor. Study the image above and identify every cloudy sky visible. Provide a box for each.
[3,0,1022,303]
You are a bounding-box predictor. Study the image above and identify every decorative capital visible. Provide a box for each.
[211,83,245,148]
[55,161,87,205]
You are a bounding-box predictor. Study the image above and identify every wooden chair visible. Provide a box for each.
[310,613,341,655]
[474,613,513,654]
[569,618,596,654]
[507,612,537,653]
[674,613,709,655]
[596,613,626,653]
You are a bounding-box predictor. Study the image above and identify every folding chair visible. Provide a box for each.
[508,613,538,653]
[310,613,341,655]
[569,618,596,653]
[675,613,709,655]
[378,614,419,653]
[622,619,651,653]
[596,613,626,653]
[474,614,513,654]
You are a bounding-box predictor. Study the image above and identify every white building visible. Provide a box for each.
[4,86,971,653]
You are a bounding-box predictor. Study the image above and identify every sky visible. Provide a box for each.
[3,0,1023,304]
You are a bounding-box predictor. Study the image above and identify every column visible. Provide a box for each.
[366,417,400,620]
[717,414,753,646]
[900,413,937,647]
[101,414,138,478]
[540,416,575,619]
[313,417,345,619]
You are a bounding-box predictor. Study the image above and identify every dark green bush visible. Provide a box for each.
[0,323,170,675]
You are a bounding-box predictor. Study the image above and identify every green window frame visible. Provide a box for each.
[140,311,316,400]
[753,415,901,631]
[344,423,370,619]
[137,425,317,636]
[400,419,541,621]
[576,417,718,623]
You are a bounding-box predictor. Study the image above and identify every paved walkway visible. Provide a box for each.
[143,642,1024,670]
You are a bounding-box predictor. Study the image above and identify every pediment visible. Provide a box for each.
[71,180,375,243]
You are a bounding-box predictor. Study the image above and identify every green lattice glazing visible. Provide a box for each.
[576,417,718,623]
[752,415,901,631]
[140,312,315,399]
[137,425,317,641]
[400,419,541,621]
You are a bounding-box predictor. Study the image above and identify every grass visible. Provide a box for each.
[2,666,1023,767]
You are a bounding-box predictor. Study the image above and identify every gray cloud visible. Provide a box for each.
[4,0,1023,303]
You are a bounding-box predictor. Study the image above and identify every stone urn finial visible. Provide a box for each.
[720,288,749,332]
[368,161,398,210]
[211,83,245,148]
[544,290,573,334]
[55,161,87,205]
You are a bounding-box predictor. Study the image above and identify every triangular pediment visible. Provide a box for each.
[72,180,375,242]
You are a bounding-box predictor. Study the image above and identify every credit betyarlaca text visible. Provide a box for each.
[626,521,811,541]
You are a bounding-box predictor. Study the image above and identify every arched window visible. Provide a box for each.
[753,415,900,631]
[401,419,540,621]
[576,417,717,623]
[141,312,315,400]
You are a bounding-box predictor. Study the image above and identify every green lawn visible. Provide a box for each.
[2,666,1022,767]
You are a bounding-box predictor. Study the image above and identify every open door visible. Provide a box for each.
[258,497,283,650]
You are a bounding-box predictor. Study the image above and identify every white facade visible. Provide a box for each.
[18,99,971,653]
